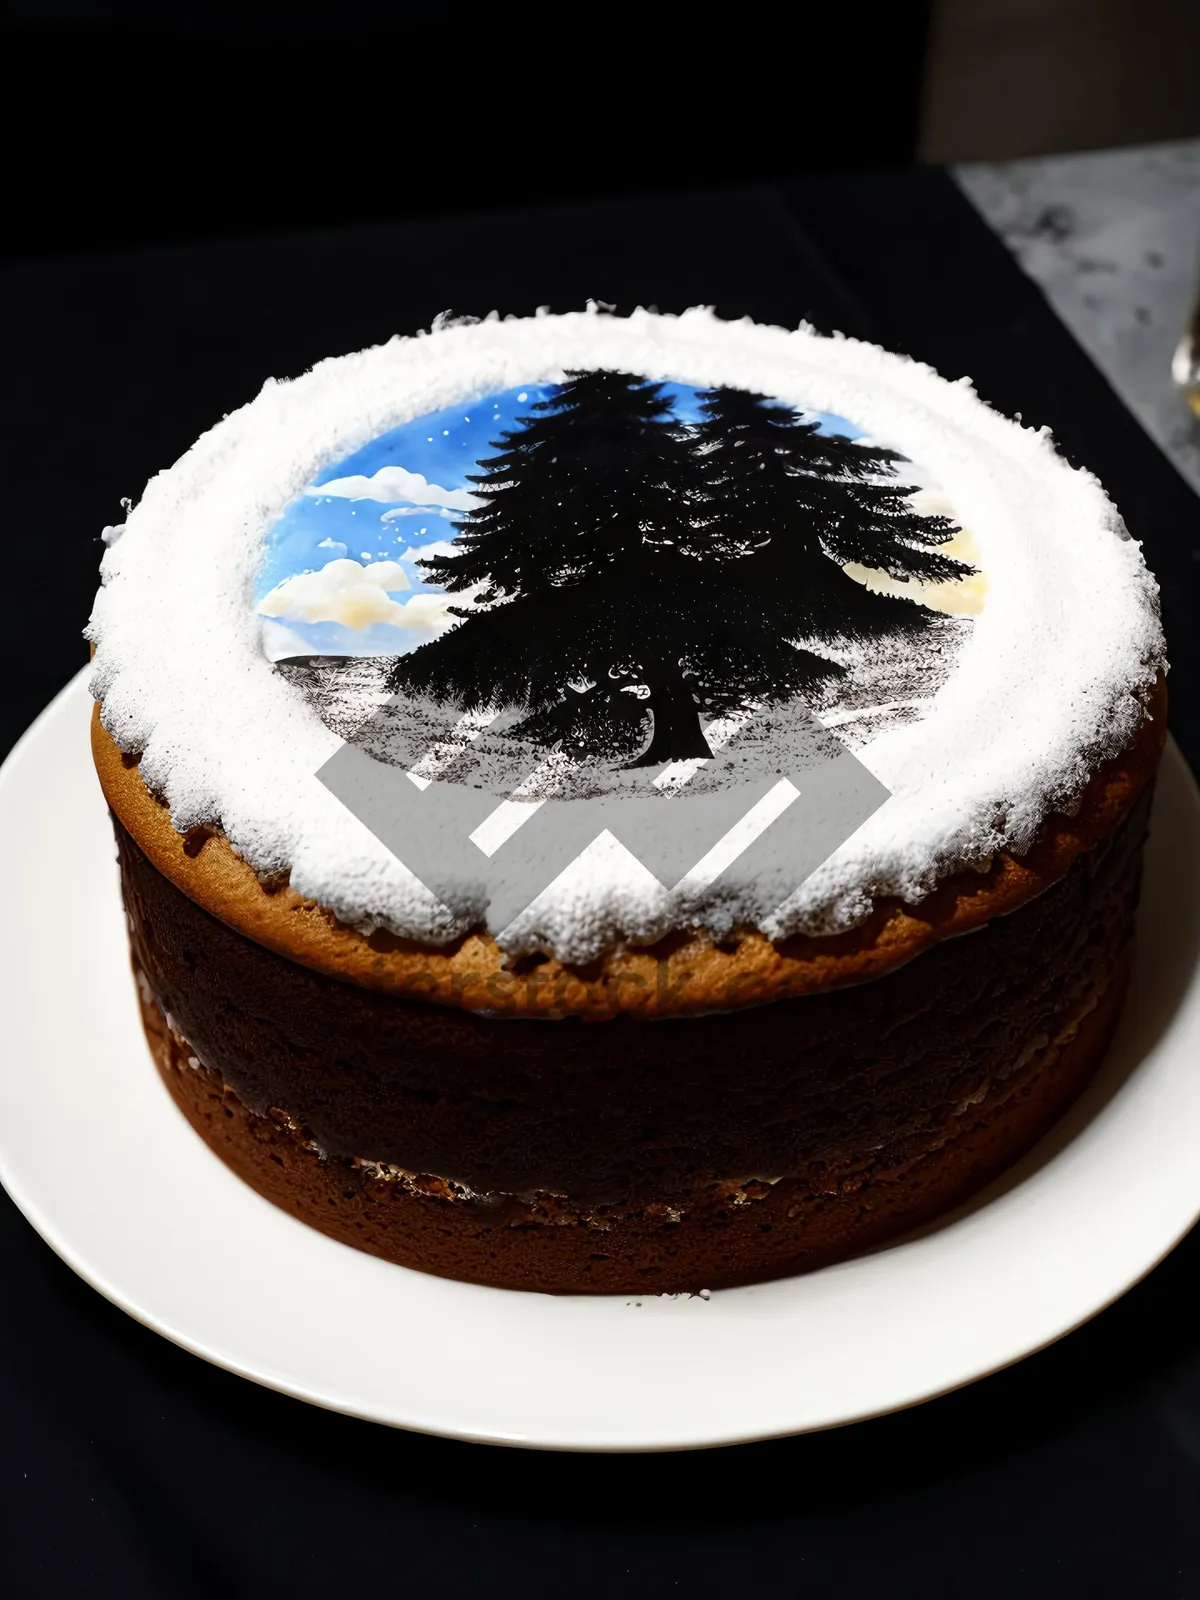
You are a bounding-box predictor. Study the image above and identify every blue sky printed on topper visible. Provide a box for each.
[255,382,869,662]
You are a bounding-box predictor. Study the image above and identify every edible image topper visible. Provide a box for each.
[258,372,982,933]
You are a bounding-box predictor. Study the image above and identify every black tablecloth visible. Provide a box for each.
[3,168,1200,1598]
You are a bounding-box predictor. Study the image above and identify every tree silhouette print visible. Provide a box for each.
[390,371,972,768]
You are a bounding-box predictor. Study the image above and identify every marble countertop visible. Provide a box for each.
[957,140,1200,497]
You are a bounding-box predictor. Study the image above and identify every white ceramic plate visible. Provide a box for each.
[2,671,1199,1452]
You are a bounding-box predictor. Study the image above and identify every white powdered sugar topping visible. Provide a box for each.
[88,307,1165,961]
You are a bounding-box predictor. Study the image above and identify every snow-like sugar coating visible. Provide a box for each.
[87,308,1165,962]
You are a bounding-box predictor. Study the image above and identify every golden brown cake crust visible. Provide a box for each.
[91,680,1166,1019]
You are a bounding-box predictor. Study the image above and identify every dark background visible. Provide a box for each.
[4,5,1200,1596]
[2,5,935,260]
[7,0,1200,262]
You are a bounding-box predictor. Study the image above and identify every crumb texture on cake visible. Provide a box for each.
[88,308,1166,962]
[136,882,1135,1294]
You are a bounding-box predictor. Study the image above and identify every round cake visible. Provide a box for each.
[89,307,1167,1293]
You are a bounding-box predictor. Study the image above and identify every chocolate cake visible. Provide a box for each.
[88,308,1166,1293]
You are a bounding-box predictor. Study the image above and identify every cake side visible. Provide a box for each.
[120,773,1151,1293]
[143,969,1128,1294]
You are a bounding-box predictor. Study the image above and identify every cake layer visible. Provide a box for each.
[138,947,1130,1294]
[117,774,1152,1212]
